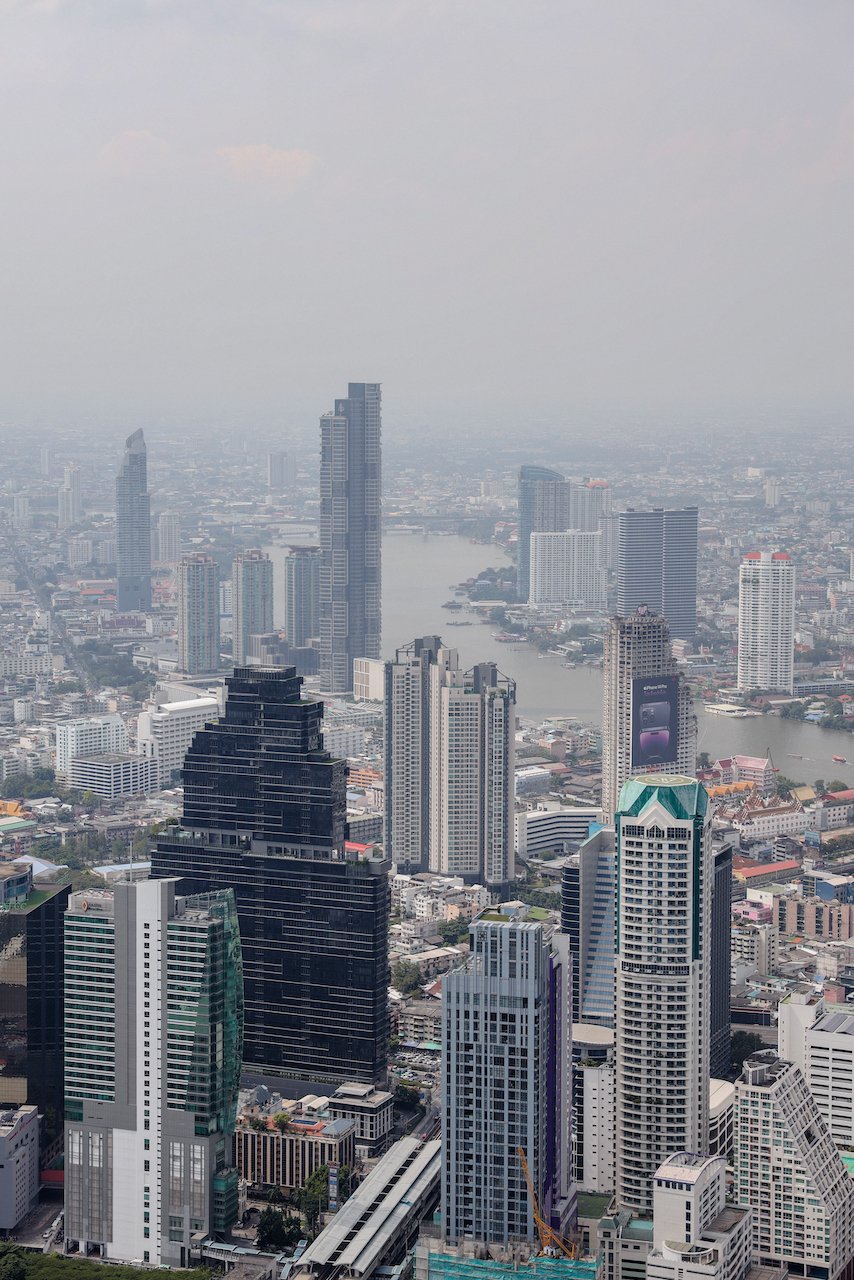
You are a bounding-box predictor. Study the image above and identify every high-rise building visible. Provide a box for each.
[177,553,220,674]
[569,478,612,533]
[528,530,605,608]
[319,383,382,692]
[63,879,243,1266]
[115,428,152,613]
[601,608,697,823]
[646,1154,752,1280]
[614,775,711,1214]
[384,638,515,889]
[735,1050,854,1280]
[232,549,274,667]
[267,450,295,490]
[736,551,795,695]
[58,464,82,530]
[517,465,570,603]
[0,1105,40,1232]
[285,546,321,647]
[55,713,129,777]
[39,445,51,478]
[561,827,616,1028]
[710,843,733,1079]
[442,910,575,1247]
[0,863,69,1149]
[616,508,699,640]
[156,512,181,564]
[151,666,389,1086]
[137,695,219,783]
[805,1011,854,1151]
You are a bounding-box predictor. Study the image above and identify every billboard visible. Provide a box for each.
[631,675,679,769]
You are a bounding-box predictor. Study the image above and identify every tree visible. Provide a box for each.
[0,1251,27,1280]
[436,918,469,945]
[775,774,798,797]
[814,779,826,796]
[299,1164,330,1235]
[256,1205,302,1252]
[391,959,423,995]
[729,1031,764,1079]
[697,751,712,770]
[273,1111,291,1132]
[395,1082,420,1109]
[827,779,847,793]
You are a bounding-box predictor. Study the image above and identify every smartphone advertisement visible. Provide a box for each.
[631,675,678,768]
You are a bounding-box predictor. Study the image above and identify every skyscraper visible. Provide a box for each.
[601,607,697,823]
[561,827,616,1028]
[267,450,295,490]
[528,530,606,607]
[735,1050,854,1280]
[710,842,733,1079]
[517,465,570,603]
[442,910,575,1247]
[63,879,243,1266]
[736,550,795,695]
[151,666,389,1086]
[0,864,69,1149]
[614,774,711,1214]
[319,383,382,692]
[115,428,152,613]
[177,553,220,674]
[156,512,181,564]
[58,464,82,530]
[285,545,321,647]
[384,637,515,889]
[616,508,698,641]
[232,549,274,667]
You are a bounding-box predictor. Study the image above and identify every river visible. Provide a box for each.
[266,532,854,789]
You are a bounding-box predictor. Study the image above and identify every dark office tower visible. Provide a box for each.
[232,549,274,667]
[560,828,616,1028]
[151,666,390,1086]
[710,842,733,1079]
[285,546,321,647]
[517,465,570,602]
[177,553,220,674]
[115,428,152,613]
[616,507,698,640]
[0,865,70,1149]
[319,383,382,692]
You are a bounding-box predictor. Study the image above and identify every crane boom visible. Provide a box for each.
[516,1146,577,1259]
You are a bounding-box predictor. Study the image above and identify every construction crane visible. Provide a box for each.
[516,1146,577,1259]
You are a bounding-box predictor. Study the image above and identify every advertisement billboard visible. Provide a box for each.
[631,675,679,769]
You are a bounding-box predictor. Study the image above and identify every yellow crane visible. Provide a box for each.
[516,1146,577,1259]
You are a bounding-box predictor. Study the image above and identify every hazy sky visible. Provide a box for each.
[2,0,853,435]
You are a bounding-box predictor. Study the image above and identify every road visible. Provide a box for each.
[0,516,94,691]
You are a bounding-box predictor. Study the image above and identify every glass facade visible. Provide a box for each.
[152,665,389,1085]
[0,882,69,1145]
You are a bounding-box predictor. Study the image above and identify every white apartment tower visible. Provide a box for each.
[156,513,181,565]
[231,549,274,667]
[528,531,606,608]
[614,775,711,1215]
[601,608,697,823]
[737,551,795,695]
[55,714,129,777]
[63,880,243,1266]
[137,696,219,784]
[177,553,220,674]
[735,1051,854,1280]
[58,464,82,529]
[384,637,516,889]
[442,911,574,1247]
[646,1154,752,1280]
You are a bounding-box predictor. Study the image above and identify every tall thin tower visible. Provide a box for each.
[178,553,220,674]
[115,429,151,612]
[614,774,711,1214]
[601,607,697,823]
[319,383,382,692]
[737,550,795,695]
[231,550,273,667]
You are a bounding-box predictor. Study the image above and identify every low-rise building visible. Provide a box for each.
[234,1111,355,1193]
[328,1082,395,1158]
[67,751,158,798]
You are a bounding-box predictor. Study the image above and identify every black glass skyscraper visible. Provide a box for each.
[517,465,569,603]
[319,383,382,692]
[0,880,70,1148]
[710,841,733,1079]
[151,666,389,1086]
[115,428,152,612]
